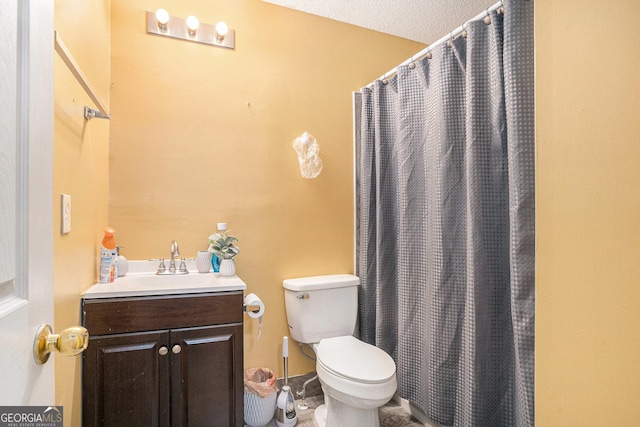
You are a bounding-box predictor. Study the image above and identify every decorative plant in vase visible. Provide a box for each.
[208,231,239,276]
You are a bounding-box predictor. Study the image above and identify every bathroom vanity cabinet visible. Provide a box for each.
[81,291,244,427]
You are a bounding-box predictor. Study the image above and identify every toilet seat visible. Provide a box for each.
[316,336,395,384]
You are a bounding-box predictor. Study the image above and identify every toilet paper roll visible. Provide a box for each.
[244,293,265,339]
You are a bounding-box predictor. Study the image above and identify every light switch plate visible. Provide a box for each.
[61,194,71,234]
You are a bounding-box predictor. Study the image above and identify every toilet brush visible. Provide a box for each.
[275,336,297,427]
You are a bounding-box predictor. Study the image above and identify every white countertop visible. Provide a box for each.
[82,259,247,299]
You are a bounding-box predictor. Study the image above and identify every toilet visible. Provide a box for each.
[283,274,397,427]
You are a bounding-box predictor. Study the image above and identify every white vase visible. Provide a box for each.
[219,258,236,276]
[196,251,212,273]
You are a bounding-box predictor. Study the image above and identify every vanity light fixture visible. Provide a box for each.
[147,9,235,49]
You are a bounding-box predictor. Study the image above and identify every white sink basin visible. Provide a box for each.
[83,260,247,299]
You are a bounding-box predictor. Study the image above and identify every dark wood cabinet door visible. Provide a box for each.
[170,323,244,427]
[82,331,171,427]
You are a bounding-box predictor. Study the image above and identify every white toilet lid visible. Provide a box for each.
[317,336,395,384]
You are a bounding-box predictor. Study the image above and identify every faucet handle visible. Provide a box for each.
[178,258,189,274]
[156,258,167,275]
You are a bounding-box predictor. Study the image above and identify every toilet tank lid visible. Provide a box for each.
[283,274,360,291]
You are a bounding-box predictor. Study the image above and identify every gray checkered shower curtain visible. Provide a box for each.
[355,1,534,426]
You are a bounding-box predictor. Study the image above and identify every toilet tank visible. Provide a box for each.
[283,274,360,344]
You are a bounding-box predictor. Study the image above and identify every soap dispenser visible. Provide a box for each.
[116,246,128,277]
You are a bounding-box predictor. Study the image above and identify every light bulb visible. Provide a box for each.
[215,21,228,42]
[155,9,169,29]
[215,21,228,36]
[186,16,199,34]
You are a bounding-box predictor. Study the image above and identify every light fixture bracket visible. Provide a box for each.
[146,11,235,50]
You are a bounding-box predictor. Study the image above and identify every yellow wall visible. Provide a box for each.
[53,1,110,425]
[536,0,640,424]
[109,1,422,377]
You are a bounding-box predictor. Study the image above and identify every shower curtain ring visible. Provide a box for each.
[484,9,492,24]
[408,56,416,69]
[447,32,453,47]
[462,23,468,38]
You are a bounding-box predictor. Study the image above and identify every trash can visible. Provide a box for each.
[244,367,278,427]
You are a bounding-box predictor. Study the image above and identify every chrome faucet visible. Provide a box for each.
[156,240,189,275]
[169,240,180,272]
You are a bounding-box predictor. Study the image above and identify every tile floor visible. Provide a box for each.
[247,395,424,427]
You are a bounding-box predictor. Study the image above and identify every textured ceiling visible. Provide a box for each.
[261,0,500,44]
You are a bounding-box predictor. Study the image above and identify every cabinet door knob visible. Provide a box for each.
[172,344,182,354]
[159,346,168,356]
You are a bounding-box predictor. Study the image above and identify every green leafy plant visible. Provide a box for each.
[208,231,240,260]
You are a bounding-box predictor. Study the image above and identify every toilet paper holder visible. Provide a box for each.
[243,304,261,314]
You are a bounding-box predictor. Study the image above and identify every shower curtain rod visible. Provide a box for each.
[364,0,504,89]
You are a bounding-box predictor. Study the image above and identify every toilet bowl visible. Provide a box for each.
[313,336,396,427]
[282,275,398,427]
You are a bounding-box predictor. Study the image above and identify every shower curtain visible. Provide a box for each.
[356,1,534,426]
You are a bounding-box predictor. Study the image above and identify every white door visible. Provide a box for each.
[0,0,55,404]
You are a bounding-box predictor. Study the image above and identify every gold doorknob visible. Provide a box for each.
[33,324,89,365]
